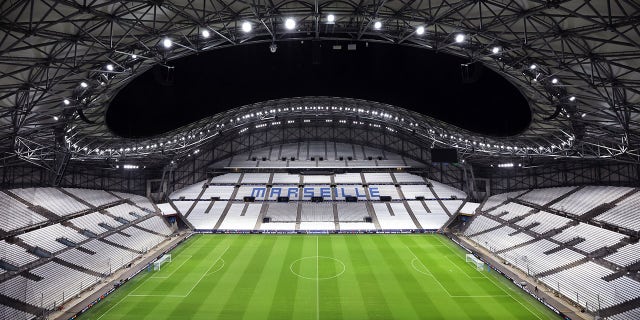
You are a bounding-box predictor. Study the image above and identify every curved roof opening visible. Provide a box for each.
[107,41,530,138]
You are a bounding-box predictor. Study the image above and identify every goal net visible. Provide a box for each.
[153,254,172,271]
[465,254,485,271]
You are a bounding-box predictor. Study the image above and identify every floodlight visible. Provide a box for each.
[63,99,70,105]
[374,21,382,30]
[202,30,210,38]
[162,38,172,48]
[416,26,425,35]
[285,18,296,30]
[455,34,465,43]
[80,82,88,88]
[106,64,114,71]
[551,78,559,84]
[327,14,335,23]
[569,96,576,101]
[492,46,500,54]
[242,21,252,33]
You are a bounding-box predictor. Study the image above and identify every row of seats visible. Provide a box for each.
[514,210,572,234]
[0,193,47,232]
[498,239,585,276]
[0,241,39,267]
[551,223,626,253]
[481,190,529,211]
[595,192,640,232]
[105,226,165,253]
[550,186,634,216]
[10,188,89,217]
[540,261,640,311]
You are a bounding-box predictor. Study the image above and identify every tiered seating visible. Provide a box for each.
[514,211,572,234]
[393,172,425,183]
[0,241,39,267]
[604,242,640,267]
[0,262,99,310]
[463,215,502,235]
[336,203,369,222]
[498,240,585,276]
[271,173,300,184]
[363,172,393,183]
[470,226,533,252]
[210,173,241,184]
[113,192,156,212]
[481,190,529,211]
[201,185,235,199]
[441,200,463,215]
[106,227,164,252]
[594,192,640,231]
[63,188,119,207]
[0,305,34,320]
[609,307,640,320]
[241,173,271,184]
[106,203,148,221]
[10,188,88,217]
[552,223,626,253]
[373,203,417,229]
[371,185,400,199]
[0,192,47,232]
[550,186,632,216]
[18,224,87,253]
[333,173,362,184]
[267,203,298,222]
[235,186,267,200]
[68,239,137,275]
[137,216,172,236]
[517,187,576,206]
[459,202,480,215]
[427,180,466,199]
[169,180,206,199]
[218,204,261,230]
[301,203,334,221]
[487,202,533,220]
[540,262,640,310]
[400,185,431,199]
[187,201,226,229]
[303,175,331,184]
[407,201,448,229]
[172,201,193,215]
[69,212,121,235]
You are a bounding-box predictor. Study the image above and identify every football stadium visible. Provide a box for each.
[0,1,639,320]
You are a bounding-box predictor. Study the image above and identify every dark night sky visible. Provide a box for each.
[107,41,531,138]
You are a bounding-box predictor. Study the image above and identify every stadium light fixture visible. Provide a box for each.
[529,64,537,70]
[327,14,335,23]
[106,64,114,71]
[491,46,500,54]
[455,34,465,43]
[162,38,172,48]
[53,116,59,121]
[242,21,252,33]
[80,82,88,88]
[551,78,559,84]
[416,26,425,35]
[569,96,576,101]
[131,54,137,59]
[285,18,296,30]
[63,99,70,105]
[202,29,210,38]
[374,21,382,30]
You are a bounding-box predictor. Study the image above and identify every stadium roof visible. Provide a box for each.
[1,0,639,170]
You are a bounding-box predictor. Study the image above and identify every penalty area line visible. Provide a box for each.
[183,245,230,297]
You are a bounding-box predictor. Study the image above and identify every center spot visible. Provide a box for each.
[290,256,346,280]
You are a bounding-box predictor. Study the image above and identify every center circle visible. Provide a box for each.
[290,256,346,280]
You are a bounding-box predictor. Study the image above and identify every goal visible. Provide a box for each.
[465,254,485,271]
[153,254,172,271]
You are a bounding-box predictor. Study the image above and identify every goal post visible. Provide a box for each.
[465,254,485,271]
[153,254,172,271]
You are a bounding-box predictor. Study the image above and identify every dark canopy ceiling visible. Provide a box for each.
[107,42,530,138]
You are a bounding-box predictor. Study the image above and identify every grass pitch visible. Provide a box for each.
[83,234,559,319]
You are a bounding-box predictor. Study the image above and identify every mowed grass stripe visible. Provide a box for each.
[266,235,304,320]
[318,235,343,319]
[332,235,368,319]
[82,234,562,320]
[344,235,395,319]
